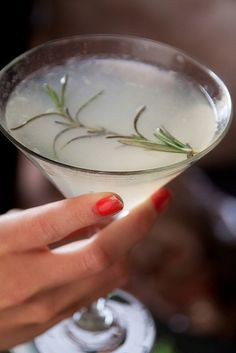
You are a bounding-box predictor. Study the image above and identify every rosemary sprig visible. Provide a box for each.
[10,75,196,159]
[44,74,68,114]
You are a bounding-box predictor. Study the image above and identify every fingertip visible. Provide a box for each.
[151,188,171,212]
[94,194,124,216]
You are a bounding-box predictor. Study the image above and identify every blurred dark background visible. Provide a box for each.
[1,1,236,352]
[0,1,33,213]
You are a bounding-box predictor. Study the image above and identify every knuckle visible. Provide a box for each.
[83,243,112,273]
[34,216,59,244]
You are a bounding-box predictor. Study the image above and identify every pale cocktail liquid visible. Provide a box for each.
[6,58,217,208]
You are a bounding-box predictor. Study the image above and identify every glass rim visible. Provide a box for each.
[0,34,233,176]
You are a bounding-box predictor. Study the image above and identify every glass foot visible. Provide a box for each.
[34,290,156,353]
[67,314,126,351]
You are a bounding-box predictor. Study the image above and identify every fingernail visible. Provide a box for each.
[151,188,171,212]
[95,194,124,216]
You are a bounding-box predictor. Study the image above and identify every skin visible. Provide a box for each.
[0,190,166,350]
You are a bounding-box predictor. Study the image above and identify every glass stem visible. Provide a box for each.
[73,298,114,331]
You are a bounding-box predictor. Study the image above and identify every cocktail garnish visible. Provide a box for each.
[11,75,196,158]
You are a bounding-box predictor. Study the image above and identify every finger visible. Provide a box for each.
[24,259,128,325]
[0,273,126,351]
[0,193,123,252]
[41,188,170,284]
[50,220,113,249]
[0,259,127,329]
[94,188,171,260]
[6,208,22,214]
[49,225,100,249]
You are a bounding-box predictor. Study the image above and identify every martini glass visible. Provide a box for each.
[0,35,232,353]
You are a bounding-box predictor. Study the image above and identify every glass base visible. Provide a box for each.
[33,290,156,353]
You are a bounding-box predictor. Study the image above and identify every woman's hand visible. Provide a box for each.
[0,189,170,350]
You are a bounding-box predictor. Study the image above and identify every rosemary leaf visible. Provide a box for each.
[118,138,189,153]
[53,126,75,156]
[156,127,187,148]
[61,133,104,150]
[86,127,106,134]
[154,127,194,155]
[75,90,104,121]
[106,134,133,139]
[54,121,71,126]
[44,84,61,110]
[154,131,188,152]
[10,112,65,130]
[133,105,147,139]
[64,107,74,122]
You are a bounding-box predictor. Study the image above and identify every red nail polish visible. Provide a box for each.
[151,188,171,212]
[95,195,124,216]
